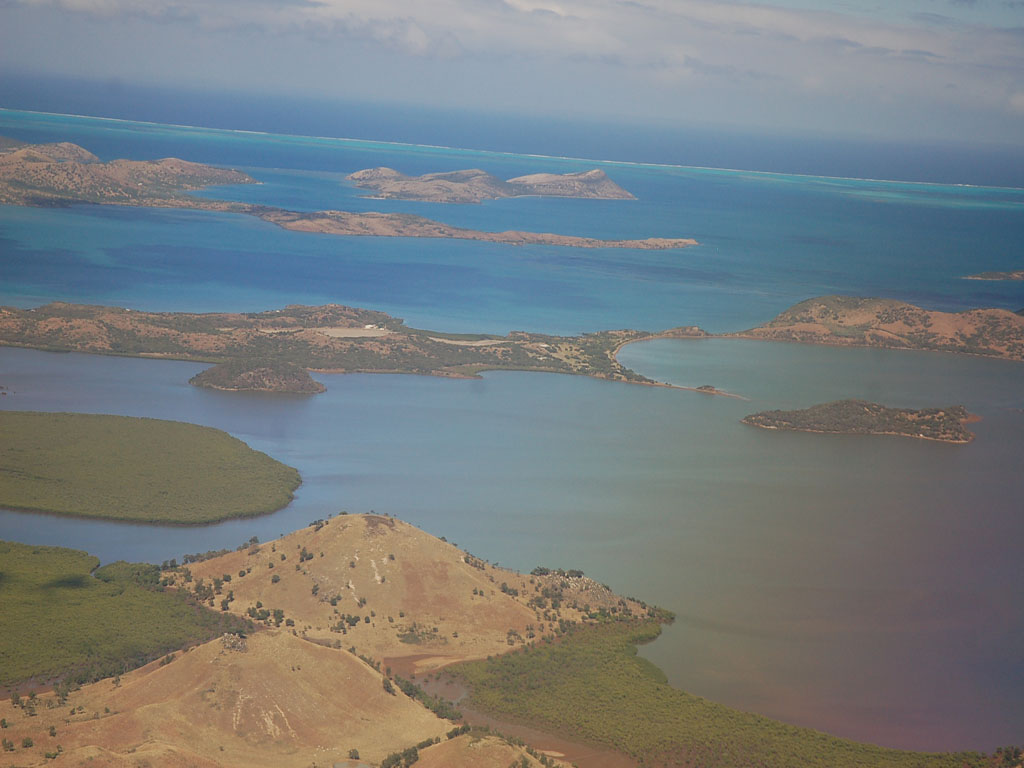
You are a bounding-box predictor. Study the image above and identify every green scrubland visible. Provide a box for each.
[0,411,299,524]
[452,620,1004,768]
[0,540,249,687]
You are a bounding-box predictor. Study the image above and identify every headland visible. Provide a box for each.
[0,301,709,393]
[731,295,1024,361]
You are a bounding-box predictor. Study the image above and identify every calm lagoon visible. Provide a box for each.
[1,340,1021,751]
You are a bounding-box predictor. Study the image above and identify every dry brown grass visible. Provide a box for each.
[180,514,651,675]
[0,631,446,767]
[737,296,1024,360]
[418,733,563,768]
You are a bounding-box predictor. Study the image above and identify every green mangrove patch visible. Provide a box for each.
[0,411,299,524]
[450,620,996,768]
[0,540,249,688]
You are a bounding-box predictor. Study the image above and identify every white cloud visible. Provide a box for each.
[4,0,1023,140]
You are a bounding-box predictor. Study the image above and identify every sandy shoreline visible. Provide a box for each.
[611,333,748,399]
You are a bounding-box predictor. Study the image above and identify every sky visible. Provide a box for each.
[1,0,1023,147]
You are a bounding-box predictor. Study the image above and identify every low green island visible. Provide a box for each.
[0,540,249,687]
[741,400,974,443]
[0,412,300,523]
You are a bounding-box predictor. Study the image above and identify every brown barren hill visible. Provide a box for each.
[178,514,654,676]
[734,295,1024,361]
[348,167,516,203]
[257,208,694,249]
[0,135,693,249]
[507,169,636,199]
[348,166,636,203]
[0,631,446,768]
[0,138,254,206]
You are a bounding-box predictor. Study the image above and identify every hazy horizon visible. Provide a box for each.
[2,76,1024,188]
[2,0,1023,150]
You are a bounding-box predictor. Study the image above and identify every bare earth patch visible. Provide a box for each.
[316,326,394,338]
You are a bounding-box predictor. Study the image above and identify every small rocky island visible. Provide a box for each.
[742,400,974,443]
[963,270,1024,281]
[347,166,635,203]
[189,360,325,394]
[0,136,696,250]
[0,136,255,206]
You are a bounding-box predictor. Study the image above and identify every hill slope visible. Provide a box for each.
[178,514,655,675]
[734,295,1024,360]
[0,631,447,767]
[0,138,253,206]
[348,166,635,203]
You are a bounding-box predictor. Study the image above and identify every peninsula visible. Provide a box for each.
[0,301,708,392]
[0,136,253,207]
[347,166,636,203]
[742,400,974,443]
[0,136,696,250]
[3,295,1021,397]
[733,295,1024,361]
[254,206,696,249]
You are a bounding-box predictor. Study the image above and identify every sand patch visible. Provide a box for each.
[317,326,393,338]
[428,337,509,346]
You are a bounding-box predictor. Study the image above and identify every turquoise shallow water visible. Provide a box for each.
[1,108,1022,335]
[0,108,1023,752]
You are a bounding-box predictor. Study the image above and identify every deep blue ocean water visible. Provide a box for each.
[0,107,1022,752]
